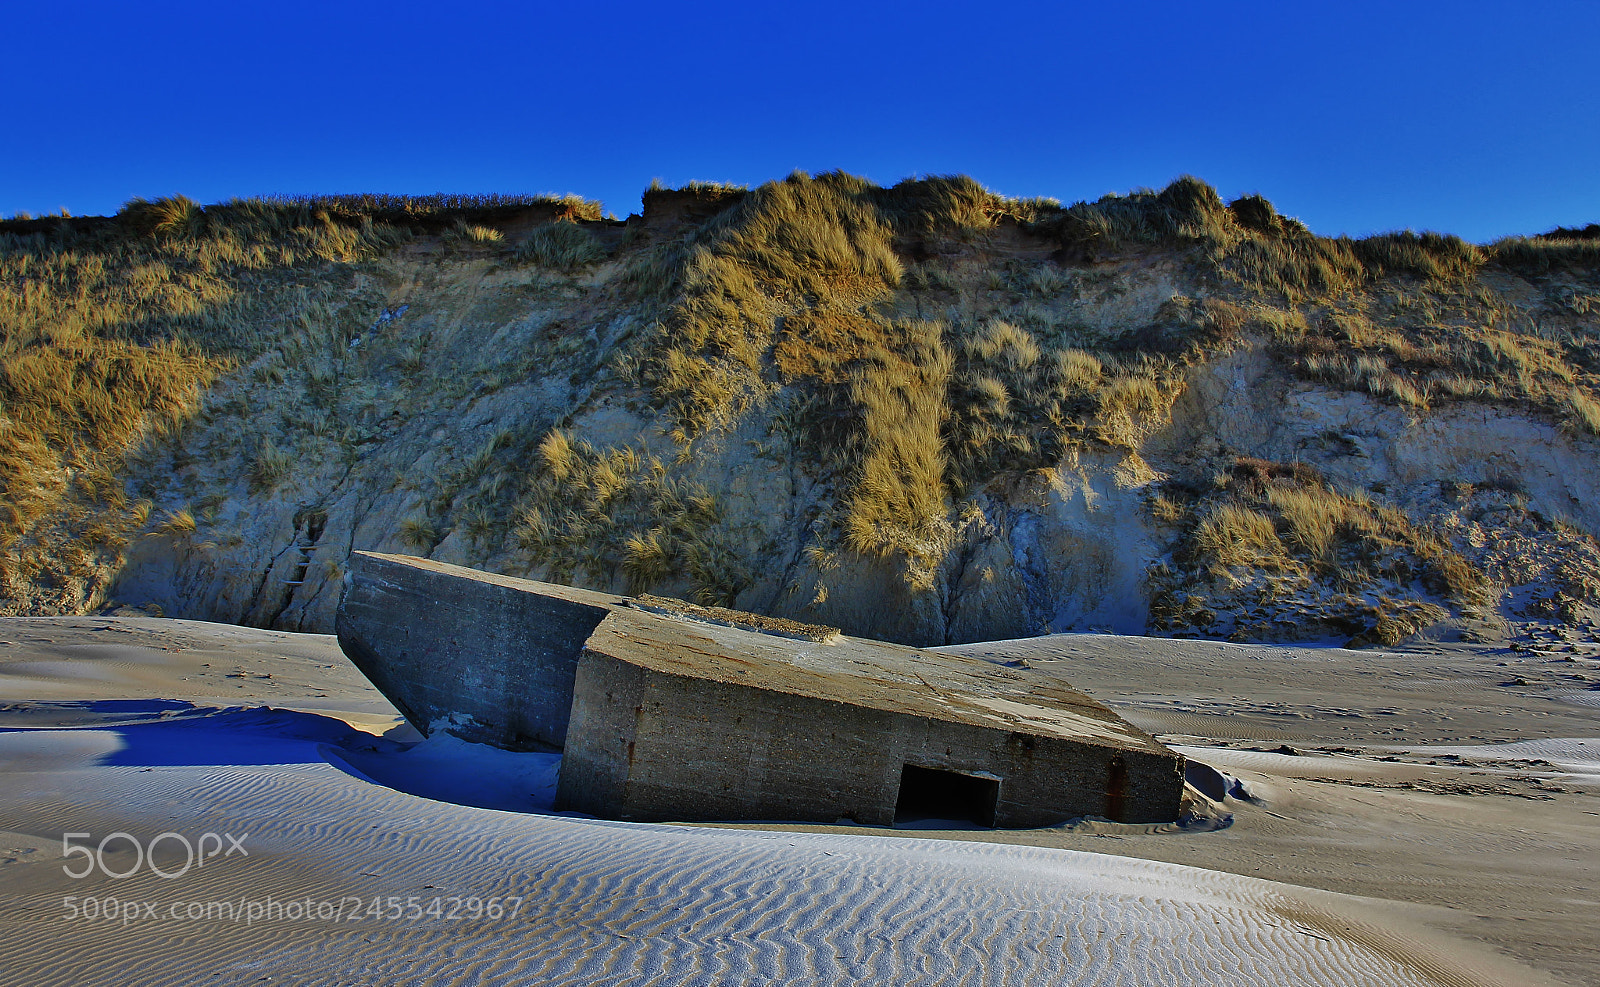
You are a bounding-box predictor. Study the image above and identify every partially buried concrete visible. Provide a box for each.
[335,552,624,750]
[337,551,1184,826]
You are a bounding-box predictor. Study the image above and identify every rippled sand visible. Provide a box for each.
[0,616,1589,985]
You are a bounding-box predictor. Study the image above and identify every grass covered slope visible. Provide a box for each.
[0,193,592,612]
[1,174,1597,646]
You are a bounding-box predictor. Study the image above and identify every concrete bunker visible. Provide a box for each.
[338,552,1186,826]
[336,553,621,750]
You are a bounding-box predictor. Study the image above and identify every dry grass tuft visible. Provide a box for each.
[634,171,903,439]
[152,508,197,537]
[1192,503,1289,572]
[249,438,291,493]
[513,221,604,269]
[443,220,503,246]
[964,320,1041,369]
[1568,387,1600,435]
[399,517,439,550]
[1149,456,1489,643]
[515,434,750,605]
[837,320,953,582]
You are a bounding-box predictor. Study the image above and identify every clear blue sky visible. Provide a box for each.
[6,1,1597,242]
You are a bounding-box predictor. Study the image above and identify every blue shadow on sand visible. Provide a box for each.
[0,700,561,814]
[0,700,390,767]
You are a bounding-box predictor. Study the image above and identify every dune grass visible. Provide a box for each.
[622,173,1216,575]
[620,171,1594,477]
[1027,182,1600,431]
[514,433,750,605]
[1264,300,1600,428]
[1149,456,1487,644]
[0,194,410,574]
[835,319,953,587]
[3,171,1596,628]
[512,221,605,269]
[262,192,602,226]
[634,171,904,438]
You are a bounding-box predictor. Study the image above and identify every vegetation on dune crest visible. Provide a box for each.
[261,192,602,226]
[633,171,905,438]
[0,195,401,596]
[0,191,601,604]
[2,172,1596,644]
[611,172,1235,580]
[591,171,1594,637]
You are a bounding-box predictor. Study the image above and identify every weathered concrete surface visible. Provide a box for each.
[337,553,1185,825]
[556,608,1183,826]
[335,552,623,750]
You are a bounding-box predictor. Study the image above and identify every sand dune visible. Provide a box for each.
[0,617,1589,985]
[0,708,1522,987]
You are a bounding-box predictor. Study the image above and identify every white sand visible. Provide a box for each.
[0,616,1588,985]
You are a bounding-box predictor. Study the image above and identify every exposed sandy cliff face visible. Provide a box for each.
[4,178,1597,648]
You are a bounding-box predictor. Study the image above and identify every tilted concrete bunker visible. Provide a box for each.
[337,552,1185,826]
[336,554,619,750]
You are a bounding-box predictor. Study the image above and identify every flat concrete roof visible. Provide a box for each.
[591,603,1168,754]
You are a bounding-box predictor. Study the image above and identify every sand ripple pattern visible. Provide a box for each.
[0,709,1515,987]
[2,773,1484,984]
[1402,738,1600,760]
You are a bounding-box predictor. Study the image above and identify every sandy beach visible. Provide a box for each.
[0,616,1593,985]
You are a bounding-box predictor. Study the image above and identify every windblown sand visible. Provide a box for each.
[0,617,1593,985]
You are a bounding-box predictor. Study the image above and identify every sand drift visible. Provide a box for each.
[0,698,1521,987]
[0,616,1583,985]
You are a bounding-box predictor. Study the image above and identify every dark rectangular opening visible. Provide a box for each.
[1104,755,1128,822]
[894,764,999,827]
